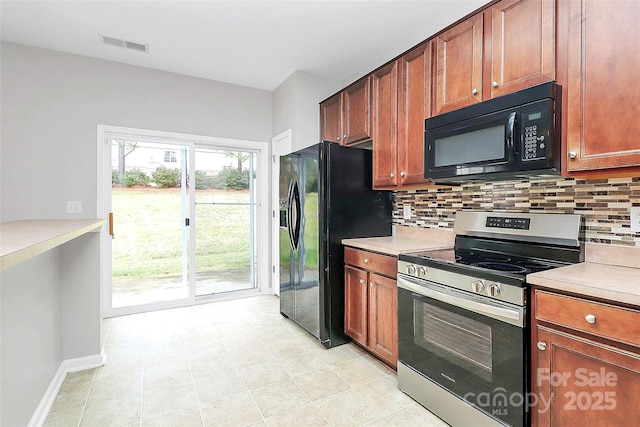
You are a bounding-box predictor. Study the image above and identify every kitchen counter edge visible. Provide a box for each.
[527,262,640,308]
[341,236,453,257]
[1,219,106,272]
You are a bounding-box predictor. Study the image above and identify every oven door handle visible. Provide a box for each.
[398,277,523,327]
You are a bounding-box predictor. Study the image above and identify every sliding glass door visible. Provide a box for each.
[110,140,190,308]
[192,147,258,296]
[102,128,264,316]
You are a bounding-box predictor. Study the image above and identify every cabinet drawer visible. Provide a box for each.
[344,247,396,278]
[535,290,640,348]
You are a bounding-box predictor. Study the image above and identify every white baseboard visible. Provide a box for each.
[28,352,106,427]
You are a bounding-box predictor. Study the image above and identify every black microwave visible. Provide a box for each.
[424,82,561,183]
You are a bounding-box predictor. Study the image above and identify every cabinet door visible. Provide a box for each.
[398,42,432,187]
[533,326,640,427]
[434,12,484,115]
[320,93,342,144]
[344,265,368,345]
[490,0,555,98]
[368,273,398,367]
[343,77,372,145]
[372,61,398,188]
[563,0,640,172]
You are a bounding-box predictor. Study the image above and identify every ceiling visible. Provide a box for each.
[0,0,487,91]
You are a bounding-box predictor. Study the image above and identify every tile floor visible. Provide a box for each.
[44,295,449,427]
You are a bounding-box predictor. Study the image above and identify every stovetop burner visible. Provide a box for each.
[397,211,583,306]
[400,247,570,279]
[471,262,528,274]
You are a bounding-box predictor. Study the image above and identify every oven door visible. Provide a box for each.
[398,274,526,427]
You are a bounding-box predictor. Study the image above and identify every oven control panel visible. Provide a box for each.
[486,216,530,230]
[471,279,502,297]
[398,260,525,306]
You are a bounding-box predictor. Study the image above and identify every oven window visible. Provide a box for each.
[433,125,505,167]
[415,299,493,382]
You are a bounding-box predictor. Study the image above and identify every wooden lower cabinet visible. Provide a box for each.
[344,247,398,368]
[344,265,368,344]
[367,272,398,365]
[532,288,640,426]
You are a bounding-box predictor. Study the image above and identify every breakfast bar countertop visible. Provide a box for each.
[0,219,105,272]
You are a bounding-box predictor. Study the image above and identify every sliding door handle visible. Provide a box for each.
[108,212,115,239]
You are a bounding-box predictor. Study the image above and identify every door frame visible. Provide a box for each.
[97,124,270,317]
[271,129,292,296]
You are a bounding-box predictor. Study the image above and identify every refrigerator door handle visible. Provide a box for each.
[286,180,295,250]
[290,180,301,250]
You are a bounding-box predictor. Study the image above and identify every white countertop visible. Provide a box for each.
[342,226,455,256]
[0,219,105,272]
[342,236,452,256]
[528,262,640,307]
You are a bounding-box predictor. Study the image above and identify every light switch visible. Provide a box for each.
[66,201,82,214]
[631,207,640,232]
[403,204,412,220]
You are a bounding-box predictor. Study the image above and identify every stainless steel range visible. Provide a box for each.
[397,211,583,427]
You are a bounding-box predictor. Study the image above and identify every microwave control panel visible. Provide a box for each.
[521,100,551,161]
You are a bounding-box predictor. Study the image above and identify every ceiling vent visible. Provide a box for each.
[99,34,149,53]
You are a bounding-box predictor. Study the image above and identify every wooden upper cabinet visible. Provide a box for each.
[433,0,555,115]
[320,78,372,146]
[372,43,433,189]
[398,42,432,187]
[434,12,484,115]
[490,0,555,97]
[343,77,372,145]
[562,0,640,173]
[372,61,399,188]
[320,93,342,144]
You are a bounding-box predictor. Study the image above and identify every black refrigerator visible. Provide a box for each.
[279,141,392,348]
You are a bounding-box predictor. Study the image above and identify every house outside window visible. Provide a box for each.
[164,150,177,163]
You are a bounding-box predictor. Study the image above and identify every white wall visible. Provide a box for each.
[1,249,63,426]
[0,41,272,221]
[0,41,273,425]
[272,70,340,152]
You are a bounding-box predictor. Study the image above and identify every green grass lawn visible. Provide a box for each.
[112,186,252,282]
[113,186,320,284]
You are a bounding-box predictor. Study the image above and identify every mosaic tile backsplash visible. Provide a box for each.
[394,177,640,247]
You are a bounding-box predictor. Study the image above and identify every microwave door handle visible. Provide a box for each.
[506,111,517,161]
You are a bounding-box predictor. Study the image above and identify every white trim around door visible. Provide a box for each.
[270,129,292,296]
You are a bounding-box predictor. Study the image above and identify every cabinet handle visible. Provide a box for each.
[537,342,547,351]
[585,314,596,324]
[343,134,347,139]
[389,173,395,178]
[400,171,406,177]
[364,258,370,264]
[336,136,340,141]
[370,282,374,288]
[492,81,499,88]
[568,151,577,159]
[359,279,365,284]
[472,88,478,95]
